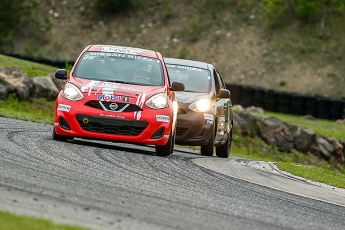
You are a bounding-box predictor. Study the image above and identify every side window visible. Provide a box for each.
[216,70,225,89]
[213,69,221,94]
[162,59,171,86]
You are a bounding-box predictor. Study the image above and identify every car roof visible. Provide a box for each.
[164,57,211,70]
[86,44,159,58]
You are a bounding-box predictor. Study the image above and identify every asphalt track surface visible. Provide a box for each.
[0,117,345,230]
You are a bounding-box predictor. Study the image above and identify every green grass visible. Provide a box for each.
[0,211,89,230]
[232,139,345,188]
[232,143,277,162]
[0,54,57,77]
[277,162,345,188]
[0,94,55,124]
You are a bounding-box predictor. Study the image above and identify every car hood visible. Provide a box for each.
[70,77,165,102]
[175,91,211,104]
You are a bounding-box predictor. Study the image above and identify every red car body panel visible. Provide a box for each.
[54,45,177,146]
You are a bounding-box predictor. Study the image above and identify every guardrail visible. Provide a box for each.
[226,84,345,120]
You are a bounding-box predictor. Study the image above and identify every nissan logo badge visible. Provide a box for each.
[109,103,118,110]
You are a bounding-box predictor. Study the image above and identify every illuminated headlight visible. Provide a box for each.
[146,93,168,109]
[62,83,84,101]
[173,100,178,113]
[189,98,211,112]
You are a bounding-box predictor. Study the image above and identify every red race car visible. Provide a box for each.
[52,45,184,156]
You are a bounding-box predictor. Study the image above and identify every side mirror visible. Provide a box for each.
[170,81,185,91]
[55,69,68,80]
[219,89,231,99]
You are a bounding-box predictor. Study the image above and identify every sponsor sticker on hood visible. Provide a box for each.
[122,97,131,103]
[97,95,121,102]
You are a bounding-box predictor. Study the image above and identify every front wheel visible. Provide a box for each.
[216,127,232,158]
[201,125,214,156]
[155,129,175,157]
[52,128,72,142]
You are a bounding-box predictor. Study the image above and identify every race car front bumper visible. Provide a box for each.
[54,97,174,146]
[175,111,214,146]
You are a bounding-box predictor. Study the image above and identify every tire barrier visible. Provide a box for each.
[331,99,345,120]
[240,86,254,108]
[226,83,242,105]
[317,97,332,120]
[263,89,278,112]
[252,87,265,108]
[277,92,292,114]
[304,95,319,118]
[225,84,345,120]
[291,93,306,115]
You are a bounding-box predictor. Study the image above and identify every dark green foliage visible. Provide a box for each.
[92,0,134,14]
[0,0,36,47]
[196,0,233,19]
[187,16,201,42]
[164,3,173,20]
[178,44,190,59]
[295,0,319,21]
[262,0,289,26]
[279,80,287,86]
[263,0,345,26]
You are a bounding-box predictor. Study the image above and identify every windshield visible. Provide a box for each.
[74,51,164,86]
[166,64,211,93]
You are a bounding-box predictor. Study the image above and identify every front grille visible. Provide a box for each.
[85,100,142,112]
[176,121,191,137]
[76,115,148,136]
[176,127,189,137]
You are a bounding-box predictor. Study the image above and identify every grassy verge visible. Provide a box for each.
[0,54,57,77]
[0,211,89,230]
[0,94,55,124]
[232,142,345,189]
[232,111,345,188]
[277,162,345,189]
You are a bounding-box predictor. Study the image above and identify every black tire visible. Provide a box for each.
[201,125,214,156]
[155,129,175,157]
[52,128,70,142]
[216,127,232,158]
[170,129,176,153]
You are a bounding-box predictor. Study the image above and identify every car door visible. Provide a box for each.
[213,69,232,142]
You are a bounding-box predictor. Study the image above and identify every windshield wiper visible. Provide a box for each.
[183,90,198,93]
[98,79,131,84]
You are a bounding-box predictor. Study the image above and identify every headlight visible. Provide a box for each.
[173,100,178,114]
[145,93,168,109]
[189,98,211,112]
[62,83,84,101]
